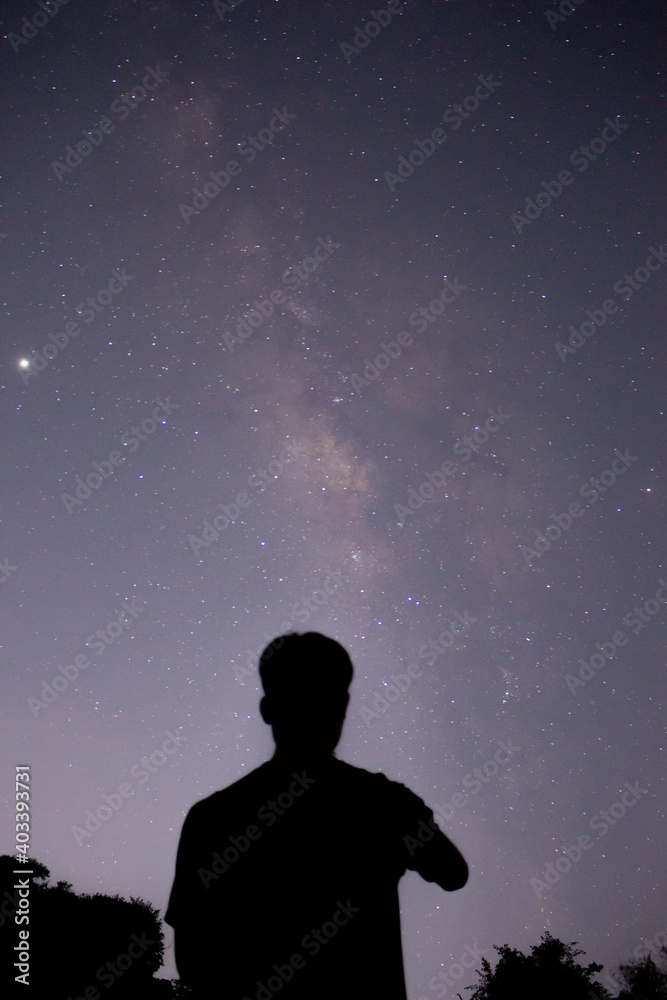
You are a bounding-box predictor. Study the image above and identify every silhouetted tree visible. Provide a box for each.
[0,855,191,998]
[614,951,667,999]
[466,932,612,1000]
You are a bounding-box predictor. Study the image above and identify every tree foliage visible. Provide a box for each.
[615,952,667,999]
[466,931,612,1000]
[0,855,191,998]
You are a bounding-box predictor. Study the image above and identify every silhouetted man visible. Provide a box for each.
[166,632,468,999]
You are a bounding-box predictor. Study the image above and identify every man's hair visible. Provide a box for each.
[259,632,353,721]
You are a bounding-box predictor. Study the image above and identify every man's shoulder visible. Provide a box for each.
[186,757,423,818]
[333,759,426,805]
[187,761,274,814]
[333,757,394,784]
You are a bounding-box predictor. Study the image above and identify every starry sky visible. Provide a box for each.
[1,0,665,992]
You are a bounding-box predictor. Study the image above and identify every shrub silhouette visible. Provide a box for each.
[614,951,667,999]
[466,932,612,1000]
[0,854,190,998]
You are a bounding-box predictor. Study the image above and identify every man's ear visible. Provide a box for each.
[259,695,272,724]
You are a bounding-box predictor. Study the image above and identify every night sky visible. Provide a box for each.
[1,0,665,992]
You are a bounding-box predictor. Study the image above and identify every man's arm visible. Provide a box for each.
[416,822,468,890]
[400,791,469,890]
[173,923,209,990]
[166,804,211,987]
[173,925,196,984]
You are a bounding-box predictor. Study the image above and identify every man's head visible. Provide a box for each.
[259,632,353,758]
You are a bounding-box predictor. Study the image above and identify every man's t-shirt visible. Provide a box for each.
[166,754,465,999]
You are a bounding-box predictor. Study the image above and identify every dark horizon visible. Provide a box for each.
[3,850,665,998]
